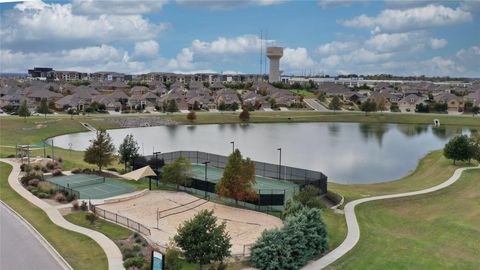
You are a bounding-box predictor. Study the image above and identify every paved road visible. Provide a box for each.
[0,202,64,270]
[304,98,329,111]
[302,165,480,270]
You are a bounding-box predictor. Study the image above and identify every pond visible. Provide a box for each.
[49,122,472,184]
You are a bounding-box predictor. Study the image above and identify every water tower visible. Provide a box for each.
[267,46,283,82]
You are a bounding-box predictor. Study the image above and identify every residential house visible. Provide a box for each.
[434,92,464,112]
[398,94,426,113]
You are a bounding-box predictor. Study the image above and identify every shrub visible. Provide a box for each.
[53,192,66,202]
[66,193,76,202]
[165,247,182,270]
[21,164,32,173]
[106,167,118,172]
[72,200,79,210]
[121,246,140,260]
[71,168,82,174]
[37,192,50,199]
[33,164,41,171]
[85,212,97,225]
[46,162,55,170]
[21,172,44,185]
[28,179,40,187]
[41,167,48,173]
[6,154,15,158]
[28,187,39,195]
[38,182,55,194]
[80,201,88,211]
[83,168,92,174]
[123,257,146,269]
[57,157,63,163]
[52,169,63,176]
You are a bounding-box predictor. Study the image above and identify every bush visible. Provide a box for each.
[33,164,41,171]
[37,192,50,199]
[57,157,63,163]
[165,247,182,270]
[83,168,92,174]
[71,168,82,174]
[53,192,66,202]
[123,257,146,269]
[21,172,44,185]
[72,200,79,210]
[46,162,55,170]
[326,191,342,205]
[121,246,141,260]
[28,179,40,187]
[85,212,97,225]
[41,167,48,173]
[52,169,63,176]
[38,182,55,194]
[80,201,88,211]
[106,167,118,172]
[6,154,15,158]
[66,193,76,202]
[21,164,32,173]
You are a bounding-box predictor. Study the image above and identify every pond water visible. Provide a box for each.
[49,122,472,184]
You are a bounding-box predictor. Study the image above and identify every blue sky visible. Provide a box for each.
[1,0,479,77]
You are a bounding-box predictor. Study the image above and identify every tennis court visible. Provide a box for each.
[191,164,298,197]
[47,174,135,199]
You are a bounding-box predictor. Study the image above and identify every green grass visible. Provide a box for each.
[326,169,480,270]
[289,89,316,97]
[323,209,347,251]
[0,162,108,270]
[64,212,132,241]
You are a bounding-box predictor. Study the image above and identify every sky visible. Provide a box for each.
[0,0,479,77]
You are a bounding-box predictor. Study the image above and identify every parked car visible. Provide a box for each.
[31,111,40,116]
[10,112,18,115]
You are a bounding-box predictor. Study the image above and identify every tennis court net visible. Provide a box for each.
[67,177,105,188]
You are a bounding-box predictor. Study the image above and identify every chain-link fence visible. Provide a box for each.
[90,204,151,236]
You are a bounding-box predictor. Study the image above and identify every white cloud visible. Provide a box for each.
[366,32,428,52]
[176,0,285,9]
[71,0,169,14]
[340,5,473,33]
[316,41,358,54]
[167,48,195,70]
[318,0,357,9]
[1,1,168,51]
[282,47,315,70]
[429,38,448,49]
[191,35,264,54]
[133,40,160,59]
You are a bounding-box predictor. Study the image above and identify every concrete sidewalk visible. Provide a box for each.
[1,159,125,270]
[302,165,480,270]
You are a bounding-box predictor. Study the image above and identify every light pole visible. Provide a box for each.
[202,161,211,198]
[277,148,282,180]
[153,151,162,189]
[230,141,235,153]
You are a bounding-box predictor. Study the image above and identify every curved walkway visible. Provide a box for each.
[302,165,480,270]
[0,159,125,270]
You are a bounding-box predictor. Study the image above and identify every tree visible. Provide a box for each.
[239,107,250,121]
[231,102,239,111]
[216,149,257,205]
[187,111,196,122]
[317,92,326,102]
[193,100,200,111]
[469,133,480,163]
[269,98,277,109]
[174,210,231,269]
[472,105,480,116]
[37,98,50,118]
[167,99,178,113]
[377,97,387,113]
[443,135,473,165]
[118,134,140,171]
[218,102,226,111]
[18,100,30,121]
[328,96,341,112]
[360,99,377,115]
[162,156,192,190]
[84,129,116,171]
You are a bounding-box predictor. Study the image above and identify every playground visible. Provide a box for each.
[47,174,135,199]
[98,190,283,255]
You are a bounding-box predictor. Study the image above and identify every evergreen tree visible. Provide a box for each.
[118,134,140,171]
[174,210,231,269]
[361,99,377,115]
[216,149,257,205]
[162,156,192,190]
[37,98,50,118]
[84,129,116,171]
[18,100,30,121]
[167,99,178,112]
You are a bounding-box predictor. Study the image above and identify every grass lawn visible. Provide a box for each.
[326,169,480,270]
[65,212,132,241]
[323,209,347,251]
[289,89,316,97]
[0,162,108,270]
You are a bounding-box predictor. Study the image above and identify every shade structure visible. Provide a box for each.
[121,166,157,181]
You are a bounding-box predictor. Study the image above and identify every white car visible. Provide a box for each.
[31,111,40,116]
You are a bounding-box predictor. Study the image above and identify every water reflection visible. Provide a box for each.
[51,122,467,184]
